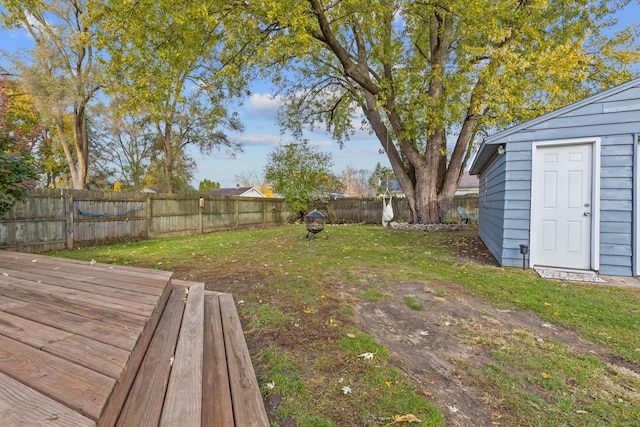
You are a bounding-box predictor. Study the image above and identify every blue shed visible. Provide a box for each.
[470,77,640,276]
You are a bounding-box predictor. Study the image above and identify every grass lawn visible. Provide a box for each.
[51,225,640,426]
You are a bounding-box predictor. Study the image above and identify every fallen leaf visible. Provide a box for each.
[266,381,276,390]
[541,372,552,379]
[393,413,422,423]
[303,308,312,314]
[346,333,356,339]
[341,386,352,394]
[543,302,552,306]
[446,404,459,413]
[357,352,375,360]
[385,381,392,388]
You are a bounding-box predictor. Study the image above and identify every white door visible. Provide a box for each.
[532,143,593,270]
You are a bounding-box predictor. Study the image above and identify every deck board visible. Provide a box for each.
[44,335,130,379]
[116,288,185,427]
[160,283,205,426]
[0,272,156,316]
[0,334,114,421]
[219,293,270,426]
[0,281,148,329]
[0,250,268,426]
[0,251,172,426]
[0,372,94,427]
[202,292,234,427]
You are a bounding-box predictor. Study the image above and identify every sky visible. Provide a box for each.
[1,2,639,189]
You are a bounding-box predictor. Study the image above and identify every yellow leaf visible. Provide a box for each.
[393,413,422,423]
[303,308,312,314]
[385,381,392,388]
[346,333,356,339]
[543,302,552,306]
[541,372,552,379]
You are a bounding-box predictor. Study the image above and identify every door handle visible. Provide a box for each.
[584,212,591,216]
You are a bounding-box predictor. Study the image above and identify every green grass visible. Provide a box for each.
[402,296,424,311]
[50,225,640,426]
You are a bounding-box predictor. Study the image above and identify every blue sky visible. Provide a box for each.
[1,3,639,188]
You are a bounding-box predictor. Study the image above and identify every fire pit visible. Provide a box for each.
[305,210,325,240]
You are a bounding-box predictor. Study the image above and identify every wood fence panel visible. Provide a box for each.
[1,189,287,252]
[319,194,478,224]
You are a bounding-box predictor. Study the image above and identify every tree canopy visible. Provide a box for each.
[224,0,640,222]
[1,0,101,189]
[93,0,246,192]
[1,0,638,205]
[0,79,37,217]
[264,142,338,217]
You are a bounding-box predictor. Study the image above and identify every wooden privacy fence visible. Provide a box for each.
[1,189,477,253]
[0,189,287,253]
[317,194,479,224]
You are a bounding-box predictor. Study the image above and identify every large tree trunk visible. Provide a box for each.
[72,104,89,189]
[158,121,174,193]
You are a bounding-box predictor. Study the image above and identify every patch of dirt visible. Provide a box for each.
[189,232,638,426]
[351,234,638,426]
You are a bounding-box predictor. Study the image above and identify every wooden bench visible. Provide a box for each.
[112,282,269,427]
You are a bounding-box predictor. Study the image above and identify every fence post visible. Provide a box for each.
[263,199,267,225]
[146,194,153,237]
[235,198,239,229]
[65,191,74,249]
[198,198,204,234]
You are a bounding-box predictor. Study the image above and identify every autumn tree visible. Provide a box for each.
[264,142,338,217]
[198,179,220,192]
[1,0,101,189]
[90,97,156,190]
[341,164,374,197]
[0,79,37,216]
[95,0,245,193]
[225,0,639,223]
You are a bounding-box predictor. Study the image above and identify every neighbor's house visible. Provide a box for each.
[470,77,640,277]
[205,187,266,198]
[455,173,480,196]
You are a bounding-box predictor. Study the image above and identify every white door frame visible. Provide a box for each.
[530,137,601,271]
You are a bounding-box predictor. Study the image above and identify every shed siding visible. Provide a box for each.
[476,81,640,275]
[478,154,507,264]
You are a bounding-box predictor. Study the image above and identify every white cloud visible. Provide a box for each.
[245,93,282,120]
[237,132,285,147]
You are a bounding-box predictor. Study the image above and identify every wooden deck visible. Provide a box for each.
[0,250,268,426]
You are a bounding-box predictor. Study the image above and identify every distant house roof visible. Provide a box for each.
[205,187,266,198]
[141,187,165,193]
[456,173,479,195]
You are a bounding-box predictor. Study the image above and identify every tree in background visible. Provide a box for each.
[1,0,101,189]
[370,163,396,197]
[0,77,66,187]
[90,97,156,190]
[341,164,374,197]
[226,0,639,223]
[95,0,246,193]
[142,147,196,193]
[0,79,37,217]
[264,142,339,218]
[198,179,220,192]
